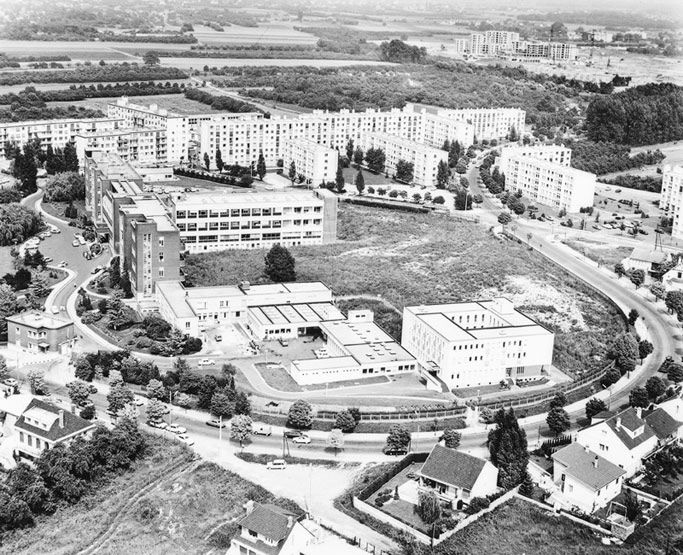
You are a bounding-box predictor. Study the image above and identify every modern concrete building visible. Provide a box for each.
[13,398,96,462]
[6,310,76,354]
[359,132,448,187]
[498,144,572,173]
[464,31,576,62]
[417,106,526,142]
[75,126,167,166]
[167,189,338,253]
[280,139,338,185]
[0,117,122,157]
[401,298,554,390]
[660,165,683,240]
[502,155,596,213]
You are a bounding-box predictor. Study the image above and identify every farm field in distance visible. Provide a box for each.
[184,204,625,376]
[159,57,393,69]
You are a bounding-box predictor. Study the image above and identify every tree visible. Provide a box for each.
[335,410,357,433]
[27,369,46,395]
[508,125,519,142]
[638,339,653,363]
[210,391,235,419]
[230,415,253,447]
[650,283,666,302]
[288,161,297,183]
[602,367,621,388]
[497,212,512,227]
[629,269,645,289]
[585,398,608,420]
[215,149,224,172]
[623,490,641,522]
[519,471,535,497]
[146,399,166,423]
[627,309,639,326]
[610,333,639,375]
[614,263,626,278]
[264,244,296,282]
[395,160,414,183]
[435,160,450,189]
[143,51,160,65]
[287,399,313,429]
[63,142,78,173]
[440,428,461,449]
[488,409,528,488]
[353,147,364,166]
[256,151,266,180]
[234,391,251,416]
[79,405,95,420]
[334,159,345,193]
[0,354,8,382]
[416,491,441,524]
[668,363,683,383]
[345,139,354,161]
[665,290,683,319]
[364,147,385,173]
[646,376,666,400]
[549,392,567,409]
[107,385,134,415]
[203,153,211,171]
[327,428,344,454]
[546,407,570,436]
[385,424,411,452]
[354,169,365,195]
[66,380,91,406]
[629,387,649,408]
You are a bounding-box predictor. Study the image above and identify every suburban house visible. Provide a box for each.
[662,260,683,292]
[658,396,683,427]
[417,444,499,508]
[643,406,682,444]
[13,398,96,462]
[621,247,670,275]
[575,407,659,477]
[228,501,365,555]
[549,443,626,514]
[6,310,76,354]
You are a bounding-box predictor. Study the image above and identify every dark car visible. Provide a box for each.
[206,419,226,429]
[284,429,302,438]
[383,447,408,456]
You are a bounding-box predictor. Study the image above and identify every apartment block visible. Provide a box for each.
[498,144,572,174]
[167,189,337,253]
[464,31,576,62]
[281,139,338,185]
[359,132,448,187]
[418,106,525,142]
[503,155,596,213]
[660,165,683,240]
[0,117,122,157]
[75,126,167,166]
[401,298,554,390]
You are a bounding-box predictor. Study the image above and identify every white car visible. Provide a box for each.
[177,433,194,446]
[147,420,167,429]
[72,240,80,247]
[58,261,67,267]
[78,236,86,245]
[266,459,287,470]
[198,358,215,367]
[50,306,60,314]
[292,434,311,445]
[167,424,187,435]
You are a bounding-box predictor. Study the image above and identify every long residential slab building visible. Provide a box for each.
[660,165,683,241]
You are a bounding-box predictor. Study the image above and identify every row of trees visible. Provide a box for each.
[566,139,665,175]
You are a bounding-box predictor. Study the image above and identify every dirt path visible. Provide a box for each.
[335,294,402,314]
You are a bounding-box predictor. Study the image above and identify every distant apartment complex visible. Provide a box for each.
[75,127,167,165]
[167,189,337,252]
[498,144,595,212]
[401,298,554,390]
[660,165,683,240]
[457,30,577,62]
[281,139,338,185]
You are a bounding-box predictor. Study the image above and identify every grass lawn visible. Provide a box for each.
[41,199,86,221]
[185,204,625,376]
[563,238,633,268]
[254,361,302,392]
[2,434,301,554]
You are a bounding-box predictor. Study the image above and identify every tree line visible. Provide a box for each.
[184,88,266,115]
[565,139,665,175]
[0,64,187,86]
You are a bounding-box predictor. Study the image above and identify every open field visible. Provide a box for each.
[0,40,174,61]
[46,94,209,116]
[162,57,393,69]
[185,204,625,376]
[563,239,633,268]
[0,435,301,554]
[188,23,318,46]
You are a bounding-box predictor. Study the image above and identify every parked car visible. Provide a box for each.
[383,446,408,456]
[44,256,53,263]
[147,420,167,429]
[214,334,222,342]
[72,240,80,247]
[52,228,60,234]
[278,338,289,347]
[78,236,86,245]
[252,423,272,436]
[177,434,194,446]
[167,424,187,435]
[3,378,18,388]
[266,459,287,470]
[59,305,66,312]
[58,261,67,267]
[198,358,215,367]
[292,434,311,444]
[284,429,302,439]
[206,419,226,428]
[50,306,60,314]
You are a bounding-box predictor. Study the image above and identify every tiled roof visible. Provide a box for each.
[238,503,298,543]
[592,410,615,421]
[14,398,95,442]
[419,444,487,491]
[603,408,656,450]
[553,443,625,490]
[645,408,681,440]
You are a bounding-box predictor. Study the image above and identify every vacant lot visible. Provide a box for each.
[185,204,625,375]
[563,238,633,268]
[1,435,300,554]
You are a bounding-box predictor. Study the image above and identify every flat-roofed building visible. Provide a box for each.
[498,144,572,174]
[167,189,337,253]
[660,165,683,240]
[415,105,525,142]
[6,310,76,354]
[281,139,338,186]
[401,298,554,390]
[503,155,595,213]
[248,302,345,341]
[75,126,167,166]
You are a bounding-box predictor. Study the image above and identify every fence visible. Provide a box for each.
[357,452,429,501]
[317,405,467,422]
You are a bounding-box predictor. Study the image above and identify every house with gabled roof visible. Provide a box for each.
[417,444,499,508]
[549,443,625,514]
[13,398,96,462]
[576,407,659,477]
[644,406,682,445]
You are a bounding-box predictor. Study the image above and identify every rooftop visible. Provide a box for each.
[238,503,299,543]
[644,407,681,440]
[553,443,625,490]
[170,189,325,208]
[628,247,669,264]
[249,302,344,327]
[14,398,95,442]
[419,444,489,491]
[6,310,72,330]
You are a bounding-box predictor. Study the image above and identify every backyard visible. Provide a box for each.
[184,204,626,377]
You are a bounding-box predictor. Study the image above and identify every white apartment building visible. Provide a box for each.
[506,41,577,62]
[401,298,554,390]
[503,155,596,213]
[660,165,683,240]
[167,189,337,253]
[281,139,338,185]
[498,144,572,174]
[359,132,448,186]
[0,117,123,157]
[423,106,526,142]
[75,127,167,166]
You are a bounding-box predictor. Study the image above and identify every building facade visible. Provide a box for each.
[660,165,683,240]
[75,127,167,166]
[6,311,76,354]
[498,144,572,173]
[401,298,554,390]
[281,139,338,185]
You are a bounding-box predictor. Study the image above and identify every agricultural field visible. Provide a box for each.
[184,204,625,376]
[161,57,392,69]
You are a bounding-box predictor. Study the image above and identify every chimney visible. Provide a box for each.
[593,456,599,468]
[287,516,294,528]
[584,445,589,453]
[244,500,254,515]
[58,410,65,429]
[615,417,621,429]
[636,407,642,419]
